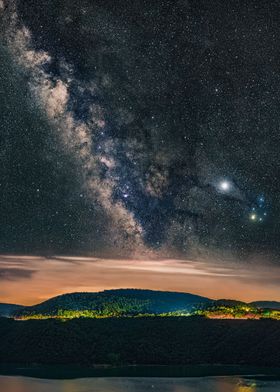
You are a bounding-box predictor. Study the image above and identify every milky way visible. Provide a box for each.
[0,0,280,263]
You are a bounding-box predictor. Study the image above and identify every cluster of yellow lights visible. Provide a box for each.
[238,384,256,392]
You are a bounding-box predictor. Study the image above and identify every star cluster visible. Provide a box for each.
[0,0,279,262]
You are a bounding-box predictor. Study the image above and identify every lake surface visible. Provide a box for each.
[1,376,280,392]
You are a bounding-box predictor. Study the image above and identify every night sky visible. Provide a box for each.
[1,0,280,302]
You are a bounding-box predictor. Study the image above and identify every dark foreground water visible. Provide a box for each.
[1,376,280,391]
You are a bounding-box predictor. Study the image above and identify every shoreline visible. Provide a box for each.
[1,364,280,380]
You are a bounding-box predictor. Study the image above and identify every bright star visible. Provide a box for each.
[219,180,231,192]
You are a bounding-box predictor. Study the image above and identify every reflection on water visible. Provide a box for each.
[0,376,279,392]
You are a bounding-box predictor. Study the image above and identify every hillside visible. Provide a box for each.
[0,304,23,318]
[251,301,280,310]
[14,289,211,319]
[2,289,280,320]
[1,317,280,366]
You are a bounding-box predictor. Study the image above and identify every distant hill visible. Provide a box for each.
[213,299,247,307]
[2,289,280,320]
[0,303,23,317]
[251,301,280,310]
[14,289,211,319]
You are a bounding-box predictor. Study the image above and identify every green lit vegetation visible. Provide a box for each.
[16,306,280,321]
[196,305,280,320]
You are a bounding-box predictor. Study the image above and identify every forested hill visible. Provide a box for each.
[2,289,280,320]
[13,289,211,319]
[251,301,280,310]
[0,304,23,318]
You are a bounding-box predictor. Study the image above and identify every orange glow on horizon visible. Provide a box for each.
[1,255,280,305]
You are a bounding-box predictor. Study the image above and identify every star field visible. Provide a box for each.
[0,0,280,263]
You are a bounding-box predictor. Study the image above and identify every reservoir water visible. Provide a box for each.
[1,376,280,392]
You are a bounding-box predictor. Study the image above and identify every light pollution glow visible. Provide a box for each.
[1,255,280,305]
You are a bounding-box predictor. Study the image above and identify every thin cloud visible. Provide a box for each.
[0,267,35,281]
